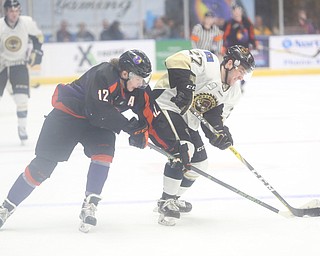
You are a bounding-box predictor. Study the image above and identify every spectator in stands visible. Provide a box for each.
[297,9,316,34]
[99,19,110,41]
[222,4,258,51]
[222,4,259,92]
[56,20,73,42]
[167,18,183,39]
[254,15,272,36]
[104,20,124,40]
[191,11,223,58]
[146,16,170,39]
[75,22,95,42]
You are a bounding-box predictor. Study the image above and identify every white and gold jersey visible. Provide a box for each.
[0,16,43,67]
[154,49,241,130]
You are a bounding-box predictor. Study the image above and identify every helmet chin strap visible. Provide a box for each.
[220,62,234,91]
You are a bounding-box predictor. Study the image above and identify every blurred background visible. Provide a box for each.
[1,0,319,84]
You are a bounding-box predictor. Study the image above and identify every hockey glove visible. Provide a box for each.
[28,49,43,66]
[209,126,233,150]
[123,117,149,149]
[169,142,191,171]
[170,84,195,115]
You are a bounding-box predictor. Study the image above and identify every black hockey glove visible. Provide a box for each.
[123,117,149,149]
[170,84,195,115]
[209,126,233,150]
[169,142,191,171]
[28,49,43,66]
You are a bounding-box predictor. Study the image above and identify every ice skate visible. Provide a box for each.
[174,198,192,213]
[154,197,192,213]
[18,126,28,144]
[0,199,16,229]
[157,198,180,226]
[79,194,101,233]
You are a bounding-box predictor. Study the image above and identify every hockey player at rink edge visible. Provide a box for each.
[0,49,158,232]
[149,45,255,226]
[0,0,44,144]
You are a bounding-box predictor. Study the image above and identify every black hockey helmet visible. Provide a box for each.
[222,45,255,73]
[119,49,152,79]
[3,0,20,9]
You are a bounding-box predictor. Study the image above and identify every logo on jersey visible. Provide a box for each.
[5,36,22,52]
[193,93,218,113]
[204,51,214,62]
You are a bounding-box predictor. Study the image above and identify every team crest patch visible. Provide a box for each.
[5,36,22,52]
[193,93,217,113]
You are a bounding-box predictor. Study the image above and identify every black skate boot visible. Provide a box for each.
[174,197,192,213]
[157,198,180,226]
[79,194,101,233]
[18,126,28,144]
[0,199,16,229]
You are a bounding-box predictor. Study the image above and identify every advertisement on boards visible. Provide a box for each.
[269,35,320,69]
[33,40,155,81]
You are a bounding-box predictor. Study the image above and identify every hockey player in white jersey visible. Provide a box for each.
[0,0,43,143]
[149,45,255,226]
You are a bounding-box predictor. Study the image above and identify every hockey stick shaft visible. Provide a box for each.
[189,107,320,217]
[262,46,320,58]
[148,142,281,215]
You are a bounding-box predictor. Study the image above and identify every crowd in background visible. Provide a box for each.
[51,2,318,43]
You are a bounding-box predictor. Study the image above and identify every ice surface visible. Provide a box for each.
[1,75,320,256]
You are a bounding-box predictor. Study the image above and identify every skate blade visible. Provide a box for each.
[79,222,92,233]
[158,214,176,226]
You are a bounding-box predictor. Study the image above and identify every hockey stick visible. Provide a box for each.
[262,46,320,58]
[148,142,287,217]
[189,106,320,217]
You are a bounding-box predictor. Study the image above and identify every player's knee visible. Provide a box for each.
[24,157,58,186]
[91,154,113,167]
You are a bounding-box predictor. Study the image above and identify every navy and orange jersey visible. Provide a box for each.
[52,61,160,134]
[222,17,256,48]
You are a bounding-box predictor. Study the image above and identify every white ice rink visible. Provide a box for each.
[1,74,320,256]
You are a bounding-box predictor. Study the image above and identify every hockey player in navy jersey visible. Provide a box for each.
[149,46,255,226]
[0,0,44,143]
[0,49,159,232]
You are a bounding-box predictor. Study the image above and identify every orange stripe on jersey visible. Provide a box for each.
[52,86,86,119]
[149,128,170,150]
[24,166,41,186]
[92,154,113,163]
[190,34,200,42]
[108,81,118,94]
[141,92,169,150]
[142,92,154,125]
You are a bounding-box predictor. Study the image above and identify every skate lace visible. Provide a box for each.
[161,199,179,211]
[18,127,27,136]
[82,203,97,217]
[174,199,187,208]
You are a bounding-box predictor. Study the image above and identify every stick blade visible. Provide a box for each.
[279,199,320,218]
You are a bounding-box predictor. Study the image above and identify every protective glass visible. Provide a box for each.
[128,72,151,89]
